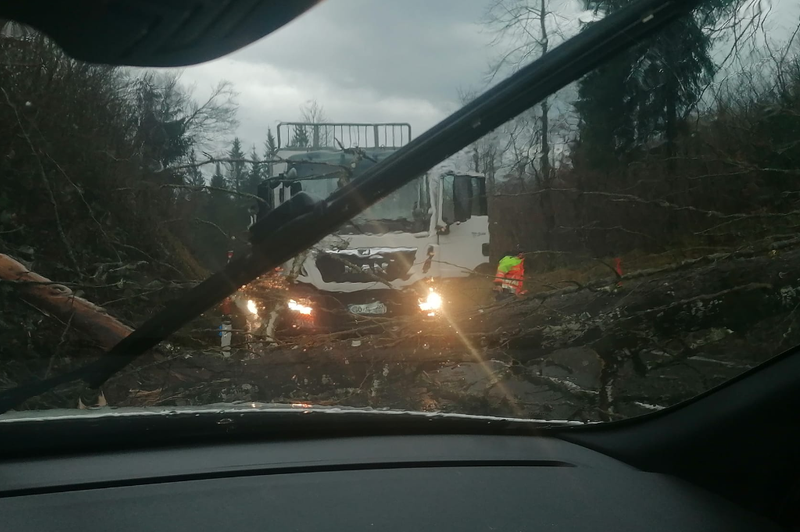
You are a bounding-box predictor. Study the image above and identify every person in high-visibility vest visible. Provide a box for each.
[493,250,526,300]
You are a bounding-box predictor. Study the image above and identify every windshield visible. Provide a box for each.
[2,0,800,425]
[297,176,339,200]
[351,177,429,233]
[288,170,429,234]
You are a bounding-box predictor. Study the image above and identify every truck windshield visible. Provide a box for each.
[351,177,429,233]
[299,174,430,234]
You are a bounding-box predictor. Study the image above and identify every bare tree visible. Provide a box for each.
[457,88,500,189]
[127,72,239,168]
[484,0,572,176]
[183,79,239,149]
[300,99,327,123]
[299,99,330,148]
[482,0,580,251]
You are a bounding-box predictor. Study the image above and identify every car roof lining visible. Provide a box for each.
[0,1,321,67]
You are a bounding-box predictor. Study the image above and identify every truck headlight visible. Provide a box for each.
[419,289,443,316]
[288,298,313,315]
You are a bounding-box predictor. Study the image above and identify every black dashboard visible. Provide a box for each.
[0,434,779,531]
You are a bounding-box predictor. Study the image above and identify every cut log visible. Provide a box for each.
[0,254,132,349]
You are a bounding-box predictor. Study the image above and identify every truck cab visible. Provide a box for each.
[259,122,490,331]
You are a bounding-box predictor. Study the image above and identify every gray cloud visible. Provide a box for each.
[178,0,495,152]
[175,0,800,156]
[233,0,494,105]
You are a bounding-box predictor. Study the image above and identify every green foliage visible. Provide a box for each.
[292,124,309,148]
[264,128,277,177]
[574,0,718,173]
[0,33,243,286]
[246,146,262,194]
[132,74,190,168]
[227,137,246,192]
[210,162,227,189]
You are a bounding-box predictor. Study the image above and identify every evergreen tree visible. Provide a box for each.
[292,124,309,148]
[227,137,246,192]
[246,145,262,194]
[205,160,235,260]
[186,149,205,187]
[210,161,227,189]
[264,128,277,177]
[574,0,719,174]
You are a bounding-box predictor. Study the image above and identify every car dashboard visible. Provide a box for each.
[0,433,778,531]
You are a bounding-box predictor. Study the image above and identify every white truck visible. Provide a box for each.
[258,122,490,331]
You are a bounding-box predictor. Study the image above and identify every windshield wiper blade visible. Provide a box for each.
[0,0,701,414]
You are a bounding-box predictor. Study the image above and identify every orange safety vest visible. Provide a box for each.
[495,255,525,294]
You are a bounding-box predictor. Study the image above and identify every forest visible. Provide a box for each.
[2,0,800,420]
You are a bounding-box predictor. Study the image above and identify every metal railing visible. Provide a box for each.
[277,122,412,151]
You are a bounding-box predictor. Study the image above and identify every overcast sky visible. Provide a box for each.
[168,0,799,156]
[175,0,496,154]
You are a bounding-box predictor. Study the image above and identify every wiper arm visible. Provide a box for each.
[0,0,700,414]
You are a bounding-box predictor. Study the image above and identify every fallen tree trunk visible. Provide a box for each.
[8,241,800,420]
[103,245,800,422]
[0,254,132,350]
